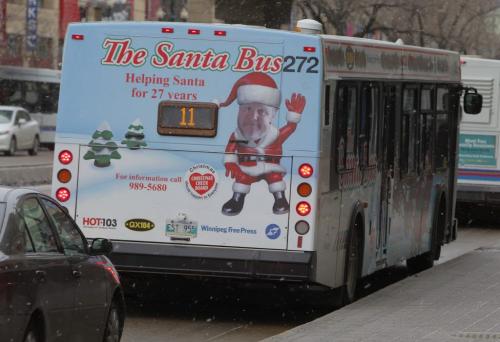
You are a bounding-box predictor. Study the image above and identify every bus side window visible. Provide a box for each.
[359,83,379,168]
[420,86,434,172]
[435,86,449,169]
[336,84,358,171]
[40,83,59,113]
[6,80,23,106]
[401,86,418,175]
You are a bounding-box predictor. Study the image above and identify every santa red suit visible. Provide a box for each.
[220,72,306,215]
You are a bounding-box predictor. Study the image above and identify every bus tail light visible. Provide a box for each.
[295,220,310,235]
[161,27,174,33]
[188,29,200,35]
[299,163,313,178]
[303,46,316,52]
[58,150,73,165]
[296,201,311,216]
[297,183,312,197]
[56,187,71,202]
[72,34,84,40]
[214,30,226,36]
[57,169,72,183]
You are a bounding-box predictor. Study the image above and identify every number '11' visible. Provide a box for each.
[179,107,195,127]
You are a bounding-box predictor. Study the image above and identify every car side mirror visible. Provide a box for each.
[90,238,113,256]
[464,89,482,115]
[18,118,26,125]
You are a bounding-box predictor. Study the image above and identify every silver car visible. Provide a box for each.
[0,106,40,156]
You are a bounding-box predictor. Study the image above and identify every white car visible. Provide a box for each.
[0,106,40,156]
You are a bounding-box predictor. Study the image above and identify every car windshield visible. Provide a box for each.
[0,110,12,124]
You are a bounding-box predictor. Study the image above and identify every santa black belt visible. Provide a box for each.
[238,155,280,163]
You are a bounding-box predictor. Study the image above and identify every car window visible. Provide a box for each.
[19,197,59,253]
[0,203,35,255]
[19,111,31,121]
[41,198,86,255]
[0,110,12,124]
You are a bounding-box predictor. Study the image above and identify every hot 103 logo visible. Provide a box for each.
[82,217,118,229]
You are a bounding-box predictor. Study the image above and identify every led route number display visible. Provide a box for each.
[157,101,218,137]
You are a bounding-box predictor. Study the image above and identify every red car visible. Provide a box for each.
[0,187,125,342]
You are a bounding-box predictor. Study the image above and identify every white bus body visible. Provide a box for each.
[458,56,500,211]
[53,22,463,301]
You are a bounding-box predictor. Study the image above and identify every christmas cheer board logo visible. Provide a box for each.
[185,163,218,199]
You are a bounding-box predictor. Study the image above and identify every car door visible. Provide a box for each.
[19,110,37,147]
[41,197,109,342]
[18,196,76,341]
[0,202,36,342]
[12,111,24,147]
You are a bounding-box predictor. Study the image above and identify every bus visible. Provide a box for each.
[457,56,500,220]
[51,20,480,303]
[0,65,60,150]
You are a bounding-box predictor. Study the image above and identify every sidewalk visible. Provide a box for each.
[264,247,500,342]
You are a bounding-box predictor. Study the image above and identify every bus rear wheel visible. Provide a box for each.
[341,220,362,305]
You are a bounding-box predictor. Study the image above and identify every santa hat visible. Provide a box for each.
[220,72,281,108]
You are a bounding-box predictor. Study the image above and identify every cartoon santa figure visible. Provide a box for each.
[219,72,306,216]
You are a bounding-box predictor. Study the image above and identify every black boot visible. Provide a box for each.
[272,191,289,215]
[222,192,246,216]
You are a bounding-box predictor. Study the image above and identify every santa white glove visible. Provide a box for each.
[286,93,306,123]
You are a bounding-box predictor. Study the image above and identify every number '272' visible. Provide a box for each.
[282,56,319,73]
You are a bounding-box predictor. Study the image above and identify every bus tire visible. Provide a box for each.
[29,136,39,156]
[341,216,363,305]
[407,196,445,273]
[6,136,16,156]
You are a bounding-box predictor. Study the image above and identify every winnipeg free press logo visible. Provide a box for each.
[185,163,218,199]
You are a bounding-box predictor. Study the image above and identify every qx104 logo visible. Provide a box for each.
[101,39,283,73]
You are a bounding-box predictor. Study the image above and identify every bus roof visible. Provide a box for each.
[0,65,60,83]
[461,55,500,65]
[320,35,460,82]
[67,21,319,43]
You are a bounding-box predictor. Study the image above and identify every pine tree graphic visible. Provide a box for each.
[121,118,147,150]
[83,121,121,167]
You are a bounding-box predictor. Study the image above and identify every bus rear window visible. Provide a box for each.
[157,101,218,137]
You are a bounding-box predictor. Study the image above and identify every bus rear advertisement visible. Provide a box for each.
[52,21,480,303]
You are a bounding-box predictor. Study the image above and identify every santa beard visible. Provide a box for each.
[237,103,277,142]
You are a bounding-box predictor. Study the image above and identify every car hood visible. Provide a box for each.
[0,123,12,131]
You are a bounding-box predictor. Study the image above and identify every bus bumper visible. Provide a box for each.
[457,183,500,206]
[109,240,313,282]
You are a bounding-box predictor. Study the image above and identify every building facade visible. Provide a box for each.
[0,0,215,69]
